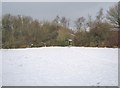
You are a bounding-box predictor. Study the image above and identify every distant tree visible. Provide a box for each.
[96,8,104,23]
[74,31,89,46]
[3,9,120,48]
[107,31,118,47]
[57,28,72,46]
[89,22,112,47]
[53,15,60,24]
[86,15,93,28]
[60,16,69,28]
[2,14,14,48]
[75,17,86,31]
[107,2,120,28]
[0,17,2,48]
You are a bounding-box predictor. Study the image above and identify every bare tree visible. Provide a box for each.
[75,16,85,31]
[60,16,69,28]
[107,2,120,28]
[53,15,60,24]
[96,8,104,23]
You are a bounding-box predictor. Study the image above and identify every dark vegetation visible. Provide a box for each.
[1,2,120,48]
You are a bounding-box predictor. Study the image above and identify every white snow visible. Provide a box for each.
[0,50,2,87]
[2,47,118,86]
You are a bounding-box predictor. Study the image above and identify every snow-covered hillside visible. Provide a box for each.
[2,47,118,86]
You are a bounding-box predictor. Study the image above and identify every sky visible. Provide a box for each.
[2,2,116,27]
[0,2,1,18]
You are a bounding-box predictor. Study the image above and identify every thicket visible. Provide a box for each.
[1,2,120,48]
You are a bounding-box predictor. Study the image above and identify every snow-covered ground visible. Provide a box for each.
[0,50,2,87]
[2,47,118,86]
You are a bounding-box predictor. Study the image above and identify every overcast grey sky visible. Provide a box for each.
[2,2,116,26]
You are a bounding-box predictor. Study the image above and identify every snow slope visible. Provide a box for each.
[2,47,118,86]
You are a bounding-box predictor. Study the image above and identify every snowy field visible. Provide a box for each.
[0,50,2,87]
[2,47,118,86]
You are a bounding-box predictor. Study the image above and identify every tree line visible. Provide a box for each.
[1,2,120,48]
